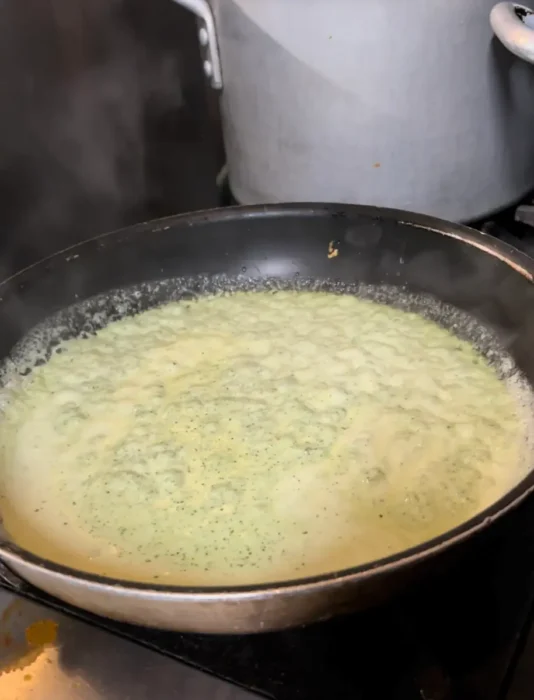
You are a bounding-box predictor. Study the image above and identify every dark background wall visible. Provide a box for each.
[0,0,222,273]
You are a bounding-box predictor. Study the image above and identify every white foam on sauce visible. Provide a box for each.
[0,279,532,587]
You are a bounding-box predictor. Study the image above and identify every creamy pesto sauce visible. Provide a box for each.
[0,290,530,586]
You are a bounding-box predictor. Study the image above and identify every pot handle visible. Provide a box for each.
[170,0,223,89]
[490,3,534,63]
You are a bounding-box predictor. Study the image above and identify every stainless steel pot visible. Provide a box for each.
[171,0,534,222]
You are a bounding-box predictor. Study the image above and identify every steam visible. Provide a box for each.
[0,0,184,274]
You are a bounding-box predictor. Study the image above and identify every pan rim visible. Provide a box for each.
[1,201,534,598]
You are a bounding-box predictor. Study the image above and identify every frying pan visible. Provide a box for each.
[0,202,534,635]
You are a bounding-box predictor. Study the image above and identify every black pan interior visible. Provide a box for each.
[1,204,534,372]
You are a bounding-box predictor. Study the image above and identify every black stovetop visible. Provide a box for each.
[2,195,534,700]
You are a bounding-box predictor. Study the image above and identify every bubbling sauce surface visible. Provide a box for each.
[0,290,531,586]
